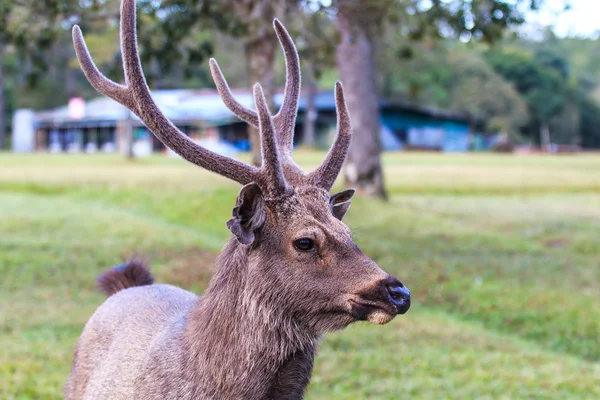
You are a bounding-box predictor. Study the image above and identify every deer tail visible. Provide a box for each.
[96,259,154,296]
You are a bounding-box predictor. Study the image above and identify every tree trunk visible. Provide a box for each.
[117,78,135,160]
[302,61,317,148]
[540,123,551,152]
[0,42,6,150]
[117,109,135,159]
[335,10,387,199]
[243,2,276,167]
[65,68,77,98]
[125,110,135,160]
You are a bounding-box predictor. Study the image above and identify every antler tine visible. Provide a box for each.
[272,19,301,156]
[74,0,259,185]
[307,82,352,190]
[72,26,137,111]
[209,59,260,127]
[253,83,290,195]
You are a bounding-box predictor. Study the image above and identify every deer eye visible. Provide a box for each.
[294,238,315,252]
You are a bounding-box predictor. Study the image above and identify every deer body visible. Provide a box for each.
[66,1,410,398]
[65,243,317,400]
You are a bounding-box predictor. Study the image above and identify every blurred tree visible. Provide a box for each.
[379,37,453,105]
[472,27,600,148]
[579,96,600,149]
[141,0,286,166]
[390,40,529,141]
[517,32,600,147]
[0,0,59,148]
[0,41,5,149]
[7,0,587,160]
[234,0,278,166]
[329,0,549,198]
[333,0,392,198]
[0,0,108,149]
[379,38,529,140]
[284,2,337,148]
[141,0,343,162]
[62,0,553,184]
[485,48,569,147]
[445,49,530,138]
[532,41,581,146]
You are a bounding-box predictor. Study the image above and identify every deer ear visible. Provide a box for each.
[226,183,266,245]
[330,188,355,220]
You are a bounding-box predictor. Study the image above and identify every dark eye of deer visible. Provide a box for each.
[294,238,314,252]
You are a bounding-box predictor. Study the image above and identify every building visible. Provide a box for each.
[12,89,471,154]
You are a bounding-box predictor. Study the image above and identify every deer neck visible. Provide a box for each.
[182,237,318,397]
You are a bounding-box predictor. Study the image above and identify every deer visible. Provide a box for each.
[64,0,410,398]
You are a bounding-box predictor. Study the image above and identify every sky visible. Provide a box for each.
[316,0,599,39]
[526,0,600,38]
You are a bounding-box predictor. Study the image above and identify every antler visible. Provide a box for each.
[307,82,352,189]
[208,19,300,159]
[209,58,259,128]
[207,19,352,191]
[73,0,291,196]
[253,83,289,194]
[272,19,301,156]
[74,0,351,194]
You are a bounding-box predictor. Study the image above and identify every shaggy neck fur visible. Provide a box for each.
[182,238,319,399]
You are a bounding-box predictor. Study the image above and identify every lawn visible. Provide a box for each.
[1,152,599,399]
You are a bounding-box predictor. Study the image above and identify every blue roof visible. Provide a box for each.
[34,88,469,126]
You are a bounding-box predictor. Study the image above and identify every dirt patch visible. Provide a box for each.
[543,238,570,249]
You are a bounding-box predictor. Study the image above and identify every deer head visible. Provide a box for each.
[72,0,409,333]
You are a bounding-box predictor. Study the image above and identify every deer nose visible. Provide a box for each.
[386,280,411,314]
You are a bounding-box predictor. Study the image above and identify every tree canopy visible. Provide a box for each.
[4,0,598,154]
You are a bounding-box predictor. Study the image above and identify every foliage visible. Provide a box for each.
[0,0,108,85]
[327,0,545,43]
[445,49,530,137]
[579,96,600,149]
[0,0,111,147]
[4,0,600,150]
[380,39,530,138]
[486,48,566,127]
[285,3,338,80]
[531,35,600,148]
[132,1,229,83]
[484,41,600,147]
[2,152,600,398]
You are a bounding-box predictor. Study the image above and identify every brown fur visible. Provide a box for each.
[65,188,408,399]
[96,260,154,296]
[67,1,411,398]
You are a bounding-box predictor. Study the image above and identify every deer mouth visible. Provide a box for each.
[348,277,411,324]
[347,298,398,325]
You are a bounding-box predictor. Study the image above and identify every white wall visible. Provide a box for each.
[12,109,36,153]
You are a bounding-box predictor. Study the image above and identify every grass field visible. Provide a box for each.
[1,151,600,399]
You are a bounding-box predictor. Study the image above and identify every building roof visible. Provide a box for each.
[33,88,470,127]
[380,99,470,124]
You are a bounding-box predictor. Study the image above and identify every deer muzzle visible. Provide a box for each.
[386,279,411,315]
[350,275,411,325]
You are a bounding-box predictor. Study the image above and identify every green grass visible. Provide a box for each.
[1,152,599,399]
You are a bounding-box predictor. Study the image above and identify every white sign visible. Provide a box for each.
[68,97,86,119]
